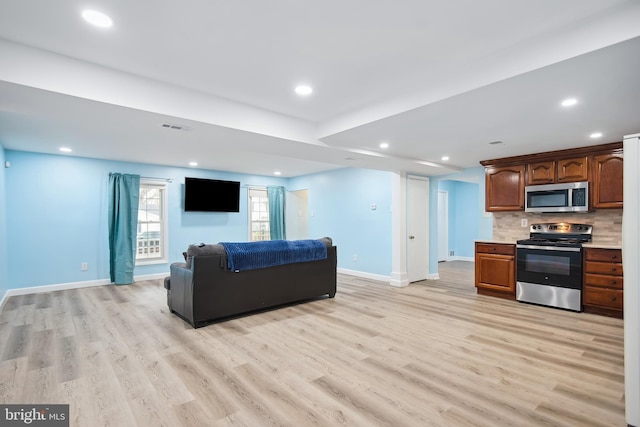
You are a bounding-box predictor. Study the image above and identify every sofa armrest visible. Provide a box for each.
[168,262,194,320]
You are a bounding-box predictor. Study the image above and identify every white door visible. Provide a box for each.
[438,190,449,261]
[408,177,429,282]
[285,189,309,240]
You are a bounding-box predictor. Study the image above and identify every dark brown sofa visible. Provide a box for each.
[165,237,337,328]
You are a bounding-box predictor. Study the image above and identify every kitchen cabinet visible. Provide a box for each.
[475,242,515,299]
[525,157,588,185]
[591,152,623,208]
[557,156,589,182]
[485,166,525,211]
[481,142,622,211]
[526,161,555,185]
[583,247,623,318]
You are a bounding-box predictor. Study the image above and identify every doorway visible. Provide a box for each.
[285,189,309,240]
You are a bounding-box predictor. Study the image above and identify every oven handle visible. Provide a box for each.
[516,244,581,252]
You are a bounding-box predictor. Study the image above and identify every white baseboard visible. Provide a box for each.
[427,273,440,280]
[0,273,168,302]
[337,268,390,283]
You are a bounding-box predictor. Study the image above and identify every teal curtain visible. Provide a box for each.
[108,173,140,284]
[267,186,286,240]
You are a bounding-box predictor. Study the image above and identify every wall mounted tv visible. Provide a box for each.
[184,177,241,212]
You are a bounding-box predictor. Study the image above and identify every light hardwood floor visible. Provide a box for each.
[0,261,625,426]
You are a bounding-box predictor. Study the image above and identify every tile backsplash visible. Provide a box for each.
[492,209,622,246]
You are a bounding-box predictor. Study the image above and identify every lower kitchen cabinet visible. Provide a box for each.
[583,247,623,318]
[474,242,515,299]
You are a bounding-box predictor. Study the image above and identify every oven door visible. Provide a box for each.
[516,245,582,289]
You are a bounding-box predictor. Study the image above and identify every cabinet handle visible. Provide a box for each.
[611,268,617,272]
[611,255,617,259]
[611,295,617,301]
[611,280,617,285]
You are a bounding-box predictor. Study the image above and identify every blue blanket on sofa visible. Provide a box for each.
[219,239,328,271]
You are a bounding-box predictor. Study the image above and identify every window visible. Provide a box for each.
[249,188,270,241]
[136,181,168,264]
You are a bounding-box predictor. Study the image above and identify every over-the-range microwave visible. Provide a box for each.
[525,181,589,213]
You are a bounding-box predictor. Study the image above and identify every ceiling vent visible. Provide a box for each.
[161,123,190,131]
[489,140,504,145]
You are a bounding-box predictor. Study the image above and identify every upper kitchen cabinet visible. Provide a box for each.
[485,165,525,211]
[526,161,555,185]
[557,156,589,182]
[592,152,623,208]
[526,156,588,185]
[481,142,622,212]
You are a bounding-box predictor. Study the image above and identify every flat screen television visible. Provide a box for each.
[184,177,240,212]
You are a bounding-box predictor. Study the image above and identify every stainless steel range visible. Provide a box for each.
[516,223,592,311]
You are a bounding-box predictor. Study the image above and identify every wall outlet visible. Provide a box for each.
[449,250,454,256]
[371,204,377,210]
[521,219,528,227]
[353,254,358,262]
[81,262,88,271]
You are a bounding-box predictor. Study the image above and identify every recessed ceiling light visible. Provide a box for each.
[379,142,389,149]
[294,85,313,96]
[590,132,603,139]
[59,147,72,153]
[189,162,198,167]
[274,171,282,176]
[82,10,113,28]
[561,98,578,107]
[441,156,449,161]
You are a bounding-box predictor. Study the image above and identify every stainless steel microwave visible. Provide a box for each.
[525,181,589,213]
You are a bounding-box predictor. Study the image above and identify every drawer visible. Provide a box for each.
[584,286,623,311]
[584,273,623,290]
[584,261,623,276]
[585,248,622,263]
[476,243,515,256]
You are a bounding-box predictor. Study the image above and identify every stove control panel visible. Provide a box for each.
[529,223,592,235]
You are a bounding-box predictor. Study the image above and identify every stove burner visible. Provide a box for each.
[516,238,583,248]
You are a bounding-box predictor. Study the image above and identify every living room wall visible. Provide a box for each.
[4,150,287,290]
[289,168,392,277]
[0,145,8,300]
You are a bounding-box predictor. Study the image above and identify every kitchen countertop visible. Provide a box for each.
[582,242,622,250]
[475,240,515,245]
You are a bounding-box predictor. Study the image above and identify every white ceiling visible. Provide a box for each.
[1,0,640,177]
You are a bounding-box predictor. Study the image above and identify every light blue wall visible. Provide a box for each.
[3,150,488,290]
[0,145,8,300]
[289,168,392,276]
[452,181,479,258]
[4,150,286,289]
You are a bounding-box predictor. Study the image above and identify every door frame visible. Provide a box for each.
[438,190,449,262]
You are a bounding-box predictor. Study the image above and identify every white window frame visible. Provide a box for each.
[248,187,270,241]
[136,180,169,266]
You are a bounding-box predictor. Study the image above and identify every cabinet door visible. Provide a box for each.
[557,156,589,182]
[475,253,515,293]
[526,161,555,185]
[592,153,623,208]
[485,165,525,211]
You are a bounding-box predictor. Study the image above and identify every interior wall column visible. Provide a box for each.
[623,133,640,427]
[390,171,409,287]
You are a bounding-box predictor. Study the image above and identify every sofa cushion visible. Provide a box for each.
[186,243,226,268]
